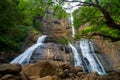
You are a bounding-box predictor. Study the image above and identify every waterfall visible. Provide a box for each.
[62,1,80,38]
[70,13,75,38]
[80,39,106,74]
[10,35,47,65]
[69,43,83,66]
[89,41,106,74]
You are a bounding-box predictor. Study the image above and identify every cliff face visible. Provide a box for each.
[91,36,120,72]
[78,23,120,72]
[30,43,74,65]
[41,15,71,43]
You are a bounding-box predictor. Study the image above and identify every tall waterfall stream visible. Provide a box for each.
[63,0,105,74]
[10,35,47,65]
[69,40,106,74]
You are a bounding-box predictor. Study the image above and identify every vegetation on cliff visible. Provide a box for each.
[0,0,68,53]
[0,0,26,52]
[72,0,120,41]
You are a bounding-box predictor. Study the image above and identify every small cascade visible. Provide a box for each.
[80,39,106,74]
[89,41,106,74]
[10,35,47,65]
[69,43,82,66]
[36,35,47,43]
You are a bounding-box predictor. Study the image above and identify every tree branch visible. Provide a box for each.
[91,32,120,42]
[64,0,120,30]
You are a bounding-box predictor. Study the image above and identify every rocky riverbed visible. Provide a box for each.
[0,61,120,80]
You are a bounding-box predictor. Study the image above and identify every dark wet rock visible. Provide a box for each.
[0,52,16,64]
[30,43,73,65]
[59,45,72,53]
[64,46,72,53]
[108,71,120,78]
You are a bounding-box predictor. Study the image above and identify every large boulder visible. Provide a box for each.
[1,74,18,80]
[23,61,82,79]
[0,63,28,80]
[23,61,56,77]
[0,63,21,74]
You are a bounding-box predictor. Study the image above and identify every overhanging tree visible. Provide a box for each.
[64,0,120,41]
[65,0,120,29]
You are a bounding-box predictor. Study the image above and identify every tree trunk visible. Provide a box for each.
[96,6,120,30]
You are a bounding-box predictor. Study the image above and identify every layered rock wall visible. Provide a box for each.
[30,43,73,65]
[91,36,120,72]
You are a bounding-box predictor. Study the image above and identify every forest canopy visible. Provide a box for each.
[71,0,120,41]
[0,0,68,52]
[0,0,120,53]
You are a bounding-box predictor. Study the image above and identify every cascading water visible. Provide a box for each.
[63,1,80,38]
[10,35,47,65]
[62,0,105,74]
[80,39,106,74]
[69,43,83,66]
[70,13,75,38]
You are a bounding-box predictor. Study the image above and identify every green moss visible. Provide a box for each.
[75,24,120,41]
[56,37,68,45]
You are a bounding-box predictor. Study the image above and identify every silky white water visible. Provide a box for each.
[80,39,106,74]
[69,43,82,66]
[70,13,75,38]
[63,0,80,38]
[10,35,47,65]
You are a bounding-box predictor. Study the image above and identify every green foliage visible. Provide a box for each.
[52,5,68,19]
[0,26,28,52]
[75,24,120,40]
[0,0,26,52]
[56,37,68,45]
[73,0,120,41]
[0,0,23,33]
[18,0,54,25]
[73,6,103,29]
